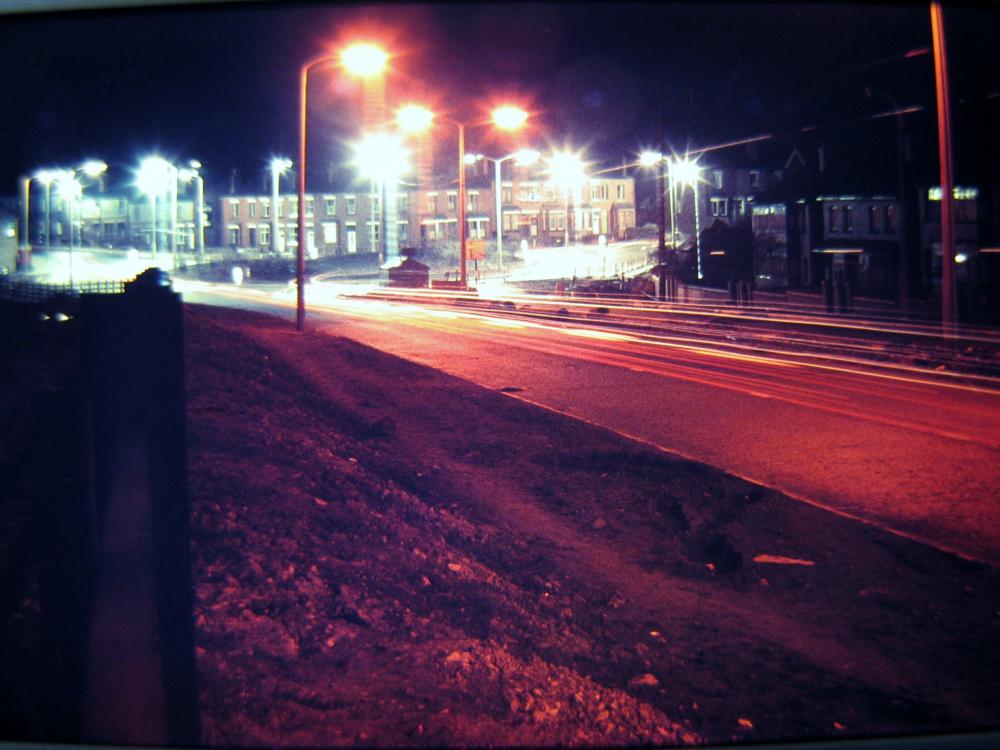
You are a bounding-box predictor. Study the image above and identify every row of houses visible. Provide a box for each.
[20,162,637,261]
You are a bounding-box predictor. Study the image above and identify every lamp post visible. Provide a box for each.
[640,151,669,298]
[546,151,587,250]
[352,131,411,265]
[179,160,204,254]
[137,156,175,257]
[474,148,539,273]
[672,157,703,280]
[270,158,291,254]
[394,104,528,288]
[295,42,388,332]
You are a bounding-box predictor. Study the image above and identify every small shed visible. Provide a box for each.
[383,256,430,288]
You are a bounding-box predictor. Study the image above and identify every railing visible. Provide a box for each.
[0,278,126,303]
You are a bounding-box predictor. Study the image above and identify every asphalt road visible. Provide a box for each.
[181,281,1000,566]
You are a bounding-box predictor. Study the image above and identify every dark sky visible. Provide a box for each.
[0,1,997,193]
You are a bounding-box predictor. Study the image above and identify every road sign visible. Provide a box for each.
[467,239,486,260]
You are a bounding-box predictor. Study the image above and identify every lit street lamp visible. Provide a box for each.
[672,157,703,280]
[137,156,175,256]
[546,151,587,248]
[392,104,529,288]
[352,131,411,265]
[298,42,388,331]
[470,148,540,273]
[179,160,204,254]
[270,158,292,254]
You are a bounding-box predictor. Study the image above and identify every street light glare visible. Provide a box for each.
[491,105,528,130]
[353,132,410,181]
[546,151,587,189]
[640,150,664,166]
[396,104,434,133]
[671,157,702,184]
[136,155,173,196]
[81,160,108,177]
[271,157,293,172]
[340,42,389,77]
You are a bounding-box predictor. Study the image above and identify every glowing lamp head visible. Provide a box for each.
[35,169,55,185]
[491,105,528,131]
[671,157,701,185]
[396,104,434,133]
[136,156,173,196]
[81,160,108,177]
[341,43,388,77]
[353,132,410,182]
[271,157,293,174]
[546,151,587,189]
[640,151,664,167]
[463,153,483,165]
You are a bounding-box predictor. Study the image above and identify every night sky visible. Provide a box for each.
[0,1,998,193]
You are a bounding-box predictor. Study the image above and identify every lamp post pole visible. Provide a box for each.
[494,157,503,272]
[298,55,337,331]
[194,170,204,254]
[458,121,468,288]
[657,158,667,299]
[931,0,957,331]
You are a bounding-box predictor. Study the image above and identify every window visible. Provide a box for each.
[712,170,723,189]
[347,197,356,215]
[427,194,437,212]
[322,221,337,245]
[468,193,478,210]
[884,205,896,234]
[260,225,270,246]
[868,205,880,234]
[325,197,336,215]
[548,211,565,231]
[617,184,626,200]
[398,221,408,241]
[248,200,256,218]
[230,200,240,219]
[710,197,728,217]
[368,221,380,242]
[843,205,853,232]
[227,226,240,246]
[447,193,457,210]
[306,198,314,217]
[502,187,513,204]
[520,183,538,201]
[591,184,608,201]
[828,205,839,232]
[262,200,271,218]
[277,200,284,218]
[749,170,760,189]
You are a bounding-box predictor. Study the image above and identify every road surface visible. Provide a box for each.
[180,280,1000,566]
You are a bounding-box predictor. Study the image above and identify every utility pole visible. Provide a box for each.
[931,1,957,332]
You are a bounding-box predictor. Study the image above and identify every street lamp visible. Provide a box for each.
[640,150,669,298]
[546,151,587,248]
[672,157,703,280]
[51,171,81,289]
[392,104,530,288]
[472,148,539,273]
[178,160,204,254]
[297,42,388,331]
[137,156,175,256]
[270,158,292,254]
[352,131,411,265]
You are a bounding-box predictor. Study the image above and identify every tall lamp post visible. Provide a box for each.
[473,148,540,273]
[297,42,388,332]
[138,156,175,257]
[640,151,670,298]
[352,131,411,265]
[270,158,292,254]
[393,104,528,288]
[672,158,703,280]
[179,160,204,254]
[546,151,587,250]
